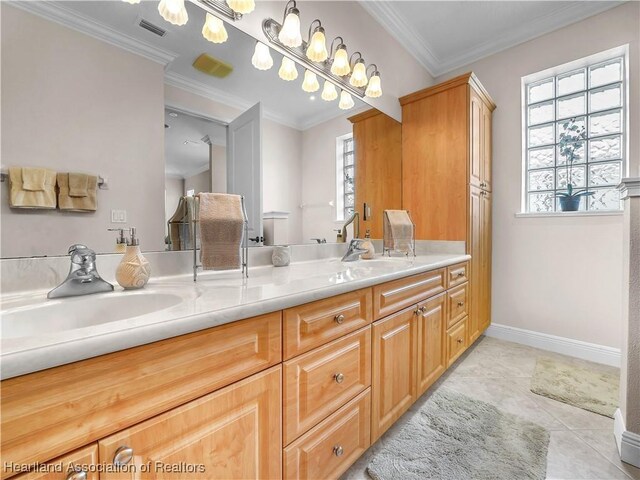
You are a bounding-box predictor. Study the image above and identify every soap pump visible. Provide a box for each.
[360,229,376,260]
[108,228,129,254]
[115,227,151,289]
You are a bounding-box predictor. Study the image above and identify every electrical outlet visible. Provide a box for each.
[111,209,127,223]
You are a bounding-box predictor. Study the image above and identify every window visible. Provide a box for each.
[523,49,627,213]
[336,133,355,221]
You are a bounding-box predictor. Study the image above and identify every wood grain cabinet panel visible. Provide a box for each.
[373,269,446,320]
[416,293,447,397]
[283,327,371,446]
[447,318,468,367]
[446,262,469,289]
[283,389,371,480]
[283,288,372,360]
[7,445,99,480]
[447,283,469,328]
[371,307,418,442]
[0,313,281,477]
[98,366,282,480]
[480,190,492,332]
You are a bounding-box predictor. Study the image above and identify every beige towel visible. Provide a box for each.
[68,173,89,197]
[8,167,57,209]
[383,210,414,254]
[57,173,97,212]
[198,193,244,270]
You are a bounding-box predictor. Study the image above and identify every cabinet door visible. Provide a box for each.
[482,101,493,191]
[371,307,417,442]
[468,186,482,344]
[469,88,483,189]
[480,190,492,332]
[9,445,99,480]
[446,318,467,367]
[416,293,447,397]
[98,366,282,480]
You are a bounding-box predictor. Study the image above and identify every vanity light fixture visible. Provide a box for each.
[330,38,350,76]
[278,56,298,81]
[122,0,141,4]
[306,20,328,62]
[338,90,355,110]
[226,0,254,14]
[365,64,383,98]
[202,13,228,43]
[251,42,273,70]
[321,80,338,101]
[301,70,320,92]
[158,0,189,26]
[349,53,368,88]
[278,1,302,48]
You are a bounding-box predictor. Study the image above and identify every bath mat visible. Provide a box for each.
[530,356,619,418]
[366,389,549,480]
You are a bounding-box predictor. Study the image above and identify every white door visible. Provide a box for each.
[227,103,262,245]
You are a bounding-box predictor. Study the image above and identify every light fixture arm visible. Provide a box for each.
[366,63,380,76]
[191,0,242,21]
[306,19,323,44]
[329,36,346,57]
[349,51,364,68]
[281,0,298,24]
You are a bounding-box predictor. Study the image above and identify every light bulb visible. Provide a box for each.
[321,80,338,101]
[122,0,140,4]
[251,42,273,70]
[302,70,320,92]
[331,46,350,76]
[306,29,328,62]
[365,73,383,98]
[202,13,228,44]
[227,0,255,14]
[278,57,298,81]
[278,10,302,47]
[339,90,355,110]
[350,60,368,87]
[158,0,188,26]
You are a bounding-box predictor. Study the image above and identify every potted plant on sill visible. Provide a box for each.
[557,117,593,211]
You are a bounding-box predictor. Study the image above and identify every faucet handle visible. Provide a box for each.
[68,244,96,265]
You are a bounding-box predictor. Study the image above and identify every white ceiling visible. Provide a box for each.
[360,1,625,77]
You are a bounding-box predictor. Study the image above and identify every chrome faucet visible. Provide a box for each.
[311,238,327,244]
[341,239,369,262]
[340,212,360,243]
[48,244,114,299]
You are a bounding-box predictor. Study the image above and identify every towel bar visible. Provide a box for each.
[0,171,107,188]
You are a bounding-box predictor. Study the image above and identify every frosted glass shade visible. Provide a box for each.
[122,0,141,4]
[339,90,355,110]
[202,14,228,44]
[350,61,368,87]
[278,11,302,47]
[331,47,350,76]
[227,0,255,14]
[158,0,188,26]
[365,74,383,98]
[306,30,328,62]
[251,42,273,70]
[321,80,338,101]
[278,57,298,81]
[302,70,320,92]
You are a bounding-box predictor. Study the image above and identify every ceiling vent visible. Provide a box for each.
[139,19,166,37]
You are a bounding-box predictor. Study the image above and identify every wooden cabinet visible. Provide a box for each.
[446,262,469,289]
[10,445,99,480]
[372,269,446,320]
[98,366,282,480]
[349,109,402,238]
[447,318,468,367]
[480,189,492,332]
[416,293,447,397]
[447,283,469,328]
[468,187,492,343]
[371,307,418,441]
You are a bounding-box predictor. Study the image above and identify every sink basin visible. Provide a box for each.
[1,292,183,339]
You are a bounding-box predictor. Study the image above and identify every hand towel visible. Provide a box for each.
[68,173,89,197]
[383,210,414,255]
[198,193,244,270]
[57,173,97,212]
[21,167,47,191]
[8,167,57,209]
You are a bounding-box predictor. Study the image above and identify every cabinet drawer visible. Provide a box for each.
[446,262,469,288]
[284,389,370,480]
[373,269,446,319]
[9,445,99,480]
[284,288,372,359]
[447,283,469,327]
[284,327,371,445]
[447,317,467,367]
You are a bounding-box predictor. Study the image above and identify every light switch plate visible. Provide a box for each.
[111,209,127,223]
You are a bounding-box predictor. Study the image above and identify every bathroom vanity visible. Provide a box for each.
[0,255,480,480]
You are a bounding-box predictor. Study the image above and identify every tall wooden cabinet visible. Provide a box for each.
[400,72,495,342]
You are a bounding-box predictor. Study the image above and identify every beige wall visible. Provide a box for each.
[185,170,210,197]
[1,4,166,256]
[435,2,639,349]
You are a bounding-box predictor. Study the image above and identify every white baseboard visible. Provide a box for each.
[484,323,621,367]
[614,408,640,468]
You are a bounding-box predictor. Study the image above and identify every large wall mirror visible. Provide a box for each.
[1,0,399,258]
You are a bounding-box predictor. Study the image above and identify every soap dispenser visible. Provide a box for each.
[116,227,151,289]
[360,229,376,260]
[108,228,129,254]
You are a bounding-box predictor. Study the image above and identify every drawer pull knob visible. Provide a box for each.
[334,314,345,324]
[113,446,134,466]
[415,306,426,316]
[457,272,465,277]
[457,338,464,344]
[66,471,87,480]
[457,301,464,307]
[334,373,345,384]
[333,445,344,457]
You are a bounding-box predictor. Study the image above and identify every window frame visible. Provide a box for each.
[520,45,629,215]
[335,133,355,222]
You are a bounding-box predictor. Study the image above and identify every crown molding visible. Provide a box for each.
[618,177,640,199]
[7,0,178,66]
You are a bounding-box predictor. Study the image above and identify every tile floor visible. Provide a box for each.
[342,336,640,480]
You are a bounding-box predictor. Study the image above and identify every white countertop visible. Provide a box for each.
[0,253,469,379]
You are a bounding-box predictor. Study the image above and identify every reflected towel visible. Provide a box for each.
[21,167,48,191]
[8,167,57,209]
[383,210,414,254]
[198,193,244,270]
[57,173,97,212]
[68,173,89,197]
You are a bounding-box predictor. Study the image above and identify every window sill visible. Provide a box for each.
[515,211,623,218]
